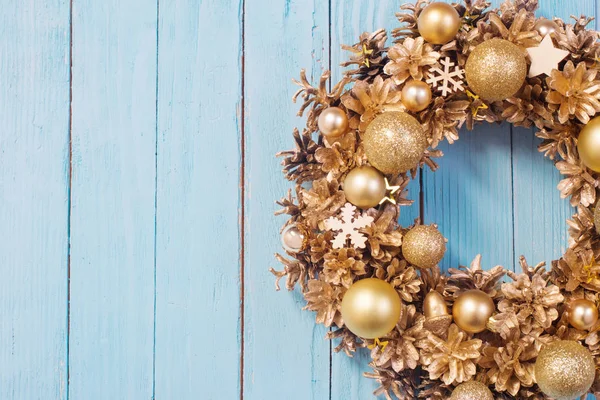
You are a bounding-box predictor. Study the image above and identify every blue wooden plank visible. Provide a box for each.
[0,1,70,398]
[154,0,243,399]
[68,0,157,398]
[329,1,418,398]
[243,0,330,399]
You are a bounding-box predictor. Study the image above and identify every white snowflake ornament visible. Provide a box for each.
[426,57,465,96]
[324,203,374,249]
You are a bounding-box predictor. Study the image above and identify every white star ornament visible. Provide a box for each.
[526,35,569,78]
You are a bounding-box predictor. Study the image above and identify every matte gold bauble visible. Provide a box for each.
[535,340,595,400]
[402,225,446,268]
[534,18,559,37]
[343,166,387,209]
[577,116,600,172]
[568,299,599,331]
[465,39,527,102]
[424,291,448,318]
[417,2,461,45]
[341,278,402,339]
[449,381,494,400]
[401,80,433,112]
[318,107,349,138]
[364,112,427,175]
[452,289,495,333]
[280,224,307,253]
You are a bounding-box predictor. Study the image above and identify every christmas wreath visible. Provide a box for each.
[271,1,600,398]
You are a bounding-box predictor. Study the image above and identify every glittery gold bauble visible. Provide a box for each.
[402,225,446,268]
[401,80,433,112]
[465,39,527,102]
[417,2,461,45]
[534,18,559,37]
[280,224,307,253]
[341,278,401,339]
[424,291,448,318]
[318,107,349,138]
[595,201,600,234]
[449,381,494,400]
[364,112,427,175]
[568,299,599,331]
[343,166,387,209]
[453,289,495,333]
[535,340,595,400]
[577,116,600,172]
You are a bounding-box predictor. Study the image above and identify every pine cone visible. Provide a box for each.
[365,368,418,400]
[303,278,345,327]
[488,9,540,48]
[479,337,537,396]
[489,257,564,339]
[277,128,325,183]
[556,17,600,64]
[392,0,430,40]
[270,253,314,292]
[536,123,577,160]
[555,143,597,207]
[322,248,367,288]
[370,303,427,373]
[384,37,440,85]
[503,78,552,129]
[327,327,362,356]
[418,324,483,385]
[422,97,470,148]
[446,255,506,299]
[314,131,364,180]
[341,76,404,133]
[362,205,404,262]
[567,205,600,254]
[373,258,421,302]
[546,61,600,124]
[417,379,453,399]
[299,177,346,229]
[341,29,389,82]
[551,248,600,292]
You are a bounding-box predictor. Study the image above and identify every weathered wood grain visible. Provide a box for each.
[243,0,330,399]
[0,1,70,398]
[68,0,157,397]
[154,0,243,399]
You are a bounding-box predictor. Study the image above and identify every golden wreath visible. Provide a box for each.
[272,0,600,398]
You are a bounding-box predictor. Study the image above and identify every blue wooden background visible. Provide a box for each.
[0,0,597,399]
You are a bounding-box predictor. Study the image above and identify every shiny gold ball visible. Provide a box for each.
[280,224,307,253]
[465,39,527,102]
[341,278,402,339]
[453,289,495,333]
[568,299,599,331]
[449,381,494,400]
[318,107,349,138]
[364,112,427,175]
[577,116,600,172]
[535,340,595,400]
[343,166,387,209]
[402,225,446,268]
[534,18,559,37]
[417,2,461,45]
[424,290,449,318]
[401,80,433,112]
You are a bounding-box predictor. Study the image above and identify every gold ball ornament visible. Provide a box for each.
[534,18,559,37]
[364,112,428,175]
[401,80,433,112]
[465,39,527,102]
[343,166,387,209]
[402,225,446,268]
[452,289,495,333]
[449,381,494,400]
[417,2,461,45]
[535,340,595,400]
[568,299,599,331]
[577,116,600,172]
[280,224,307,253]
[341,278,401,339]
[318,107,349,138]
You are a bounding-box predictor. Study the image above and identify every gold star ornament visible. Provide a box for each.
[379,178,400,205]
[526,35,569,78]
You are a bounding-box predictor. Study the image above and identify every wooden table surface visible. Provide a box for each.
[0,0,597,399]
